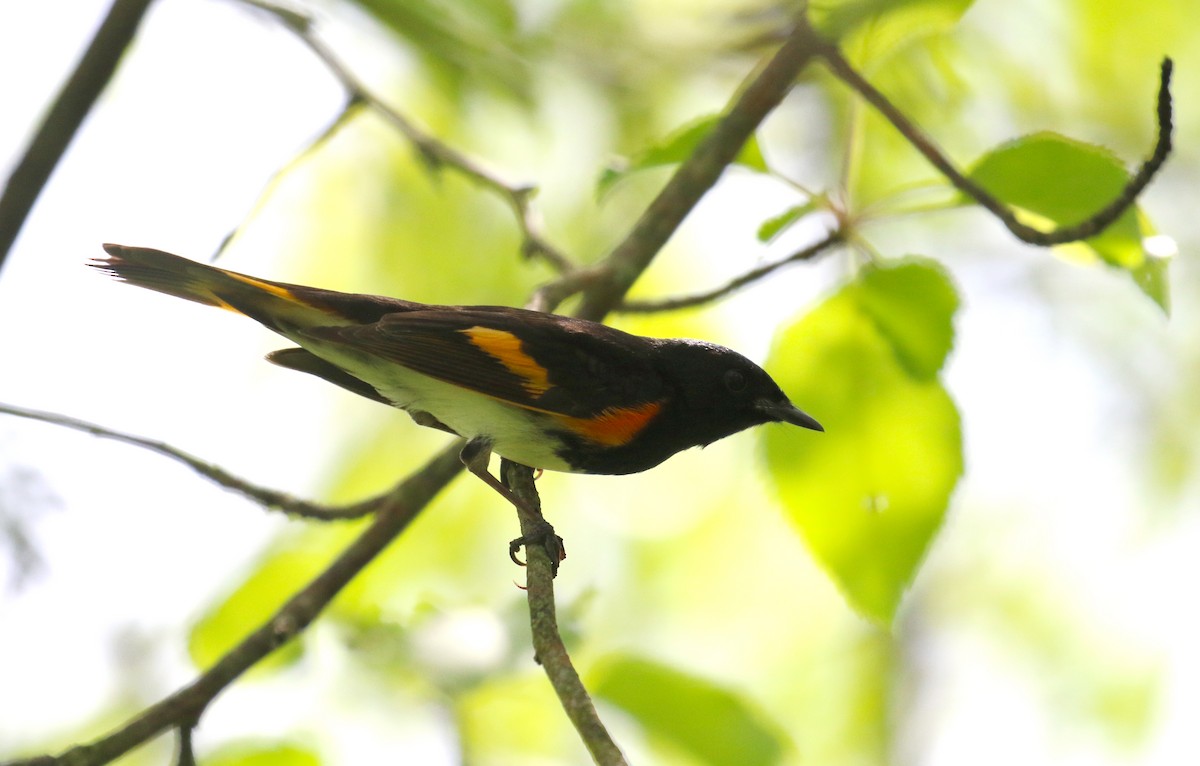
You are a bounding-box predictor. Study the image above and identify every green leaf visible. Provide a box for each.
[853,258,958,380]
[599,114,768,197]
[764,259,963,624]
[591,655,788,766]
[966,132,1167,310]
[205,742,322,766]
[1132,252,1170,312]
[757,201,818,243]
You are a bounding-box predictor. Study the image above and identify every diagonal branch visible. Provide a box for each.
[617,227,843,313]
[242,0,573,272]
[574,20,825,321]
[0,402,384,521]
[0,0,155,274]
[7,445,464,766]
[818,41,1174,246]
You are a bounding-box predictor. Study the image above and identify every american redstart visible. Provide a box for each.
[92,245,822,562]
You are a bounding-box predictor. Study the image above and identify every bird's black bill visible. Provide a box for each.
[757,399,824,432]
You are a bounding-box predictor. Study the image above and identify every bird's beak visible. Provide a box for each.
[756,399,824,432]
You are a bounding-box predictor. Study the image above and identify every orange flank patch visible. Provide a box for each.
[462,326,552,397]
[555,401,663,447]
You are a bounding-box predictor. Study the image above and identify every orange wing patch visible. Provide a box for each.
[462,326,552,397]
[554,401,662,447]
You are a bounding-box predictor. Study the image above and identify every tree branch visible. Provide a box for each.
[617,227,843,313]
[6,445,464,766]
[817,42,1174,246]
[0,402,391,521]
[0,0,155,274]
[242,0,573,272]
[573,20,824,321]
[501,462,628,766]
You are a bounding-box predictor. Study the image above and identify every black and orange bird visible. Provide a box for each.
[92,245,822,561]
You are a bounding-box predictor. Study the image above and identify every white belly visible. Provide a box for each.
[321,348,576,472]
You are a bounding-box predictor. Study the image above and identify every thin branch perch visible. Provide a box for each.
[502,462,628,766]
[511,21,829,762]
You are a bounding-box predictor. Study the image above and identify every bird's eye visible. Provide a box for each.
[724,369,747,393]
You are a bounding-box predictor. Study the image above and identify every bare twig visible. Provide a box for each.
[617,227,843,313]
[7,445,463,766]
[243,0,573,272]
[0,402,386,521]
[213,97,365,261]
[0,0,155,273]
[818,42,1174,246]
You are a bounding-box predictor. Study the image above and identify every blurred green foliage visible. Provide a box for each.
[813,0,975,70]
[204,743,321,766]
[351,0,532,102]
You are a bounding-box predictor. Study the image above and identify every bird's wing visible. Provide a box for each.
[303,308,668,422]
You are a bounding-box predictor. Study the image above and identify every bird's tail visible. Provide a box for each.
[92,244,348,332]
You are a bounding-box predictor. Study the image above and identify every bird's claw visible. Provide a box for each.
[509,521,566,576]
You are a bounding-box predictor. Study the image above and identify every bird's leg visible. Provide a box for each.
[499,458,566,574]
[460,438,565,574]
[459,437,529,514]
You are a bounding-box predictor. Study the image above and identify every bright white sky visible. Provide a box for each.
[1,1,1198,765]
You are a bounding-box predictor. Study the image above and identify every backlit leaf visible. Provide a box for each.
[764,258,962,624]
[757,201,819,243]
[967,132,1167,310]
[852,258,958,380]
